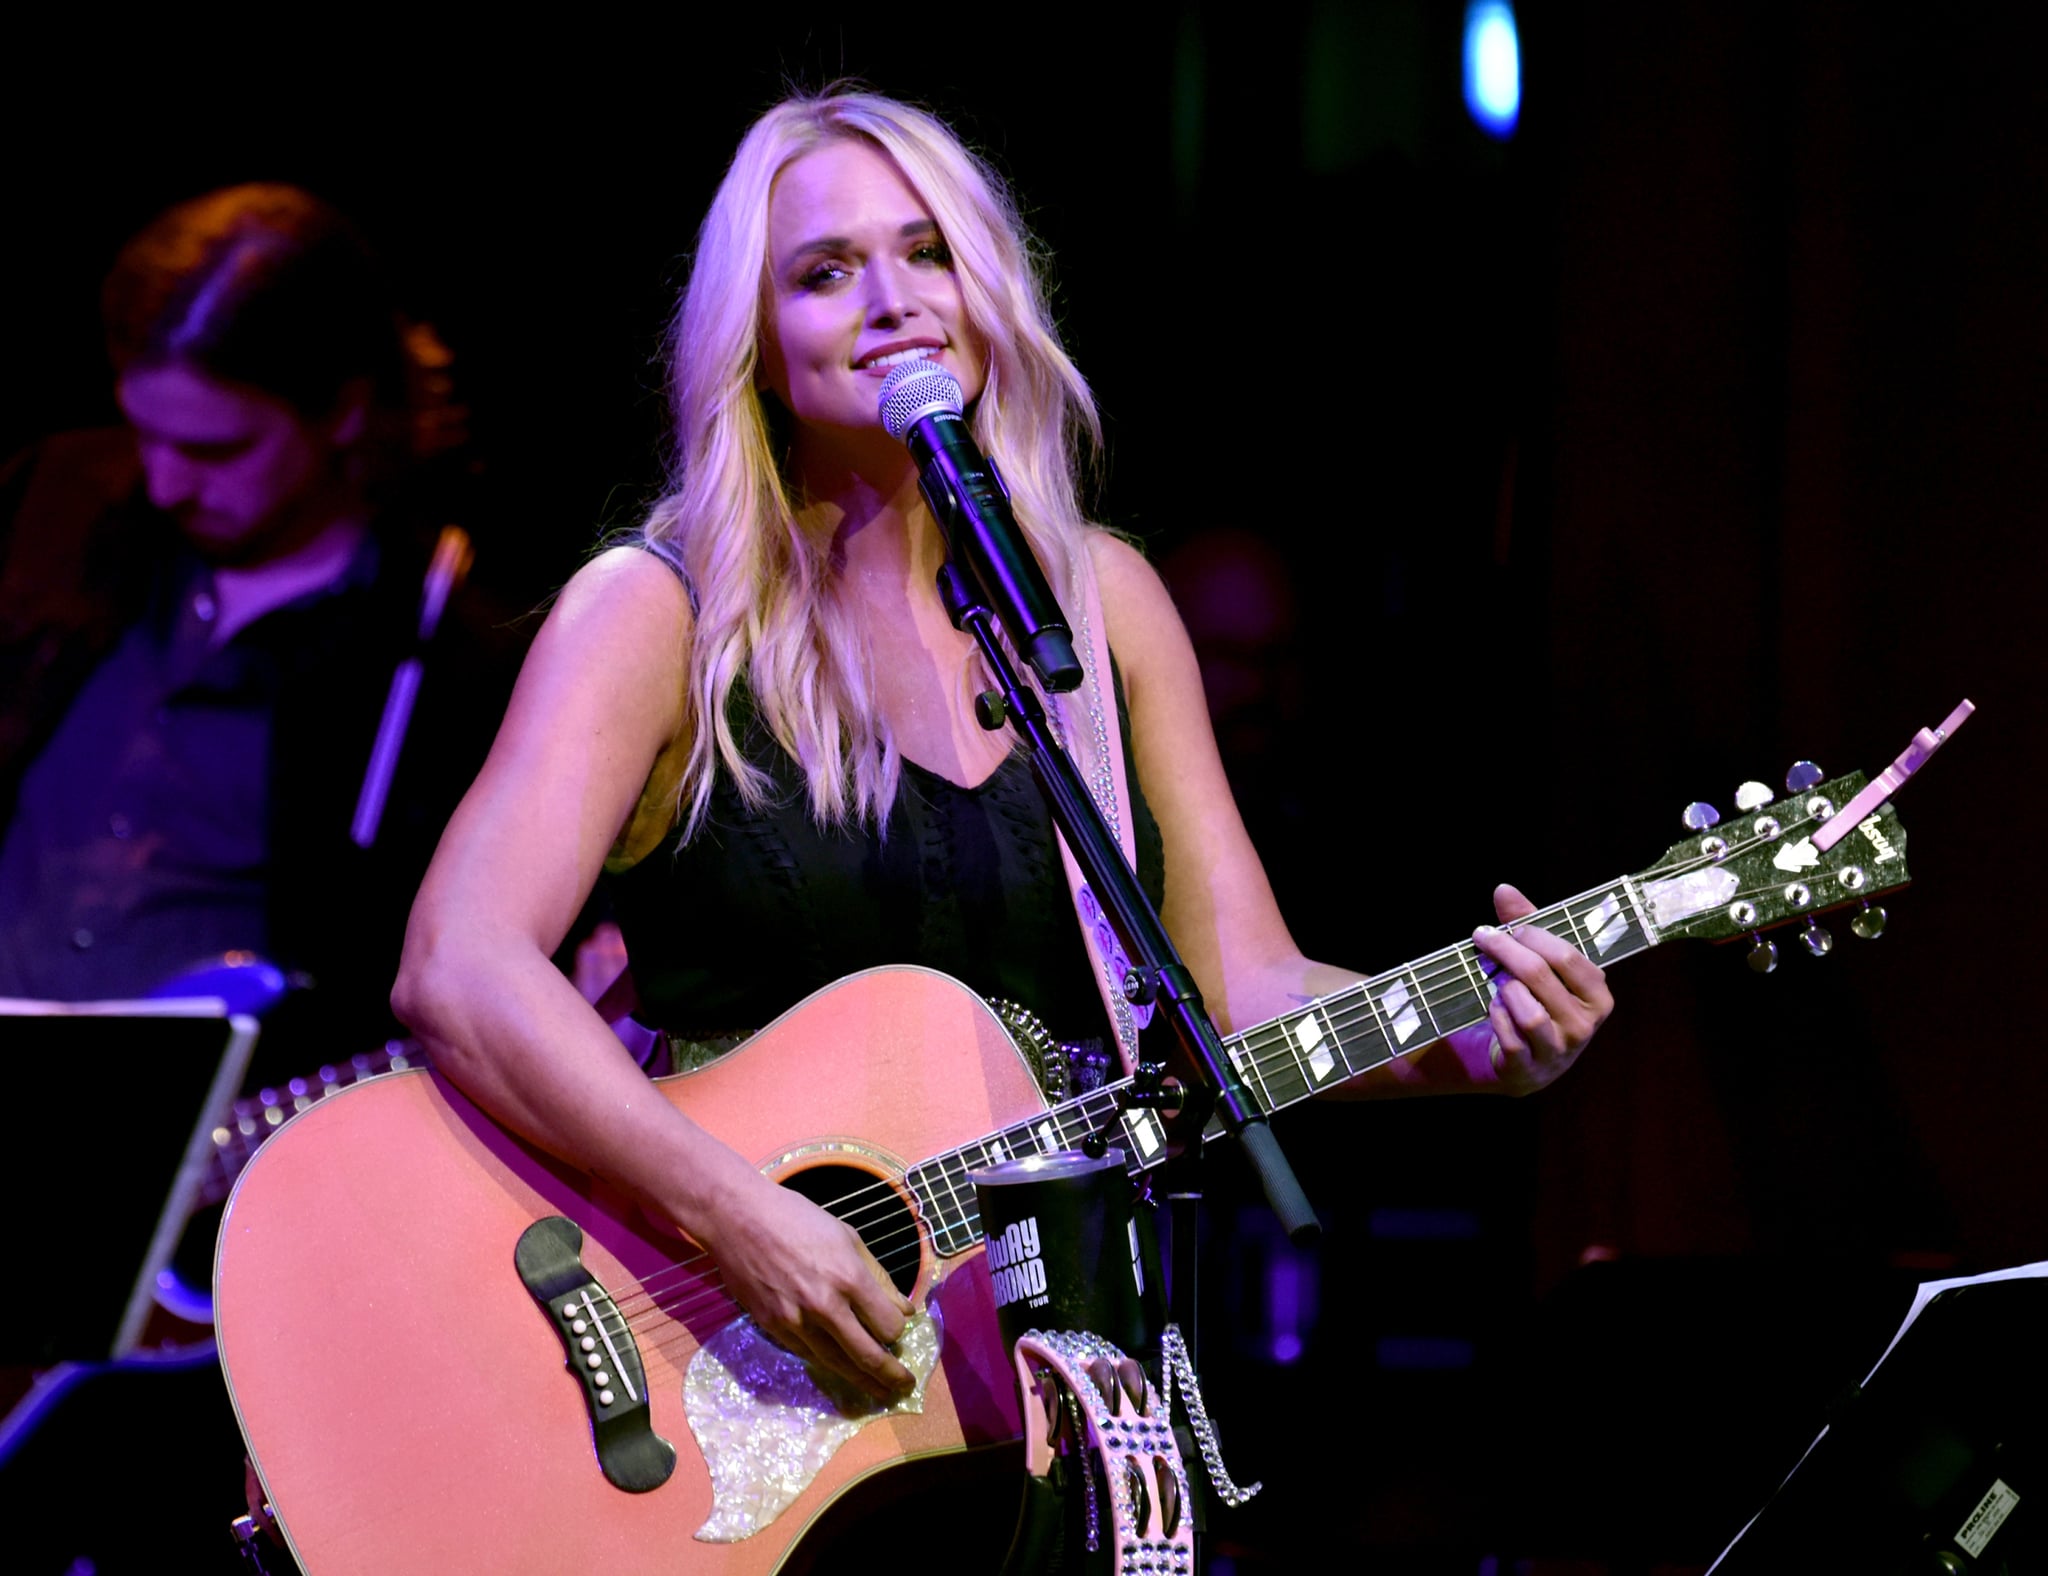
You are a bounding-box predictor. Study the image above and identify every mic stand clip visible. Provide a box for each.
[1078,1061,1192,1163]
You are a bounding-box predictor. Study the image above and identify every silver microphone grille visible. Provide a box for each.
[878,359,963,441]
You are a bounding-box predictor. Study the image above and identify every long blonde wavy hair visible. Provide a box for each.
[643,86,1104,837]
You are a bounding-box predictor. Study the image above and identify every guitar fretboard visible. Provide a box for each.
[906,879,1654,1255]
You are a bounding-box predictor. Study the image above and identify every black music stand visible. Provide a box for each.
[1708,1265,2047,1574]
[0,997,263,1566]
[0,996,259,1369]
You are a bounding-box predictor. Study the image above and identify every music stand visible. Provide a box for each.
[1708,1263,2047,1573]
[0,995,259,1366]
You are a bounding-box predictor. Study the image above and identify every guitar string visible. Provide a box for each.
[604,837,1761,1357]
[552,808,1854,1344]
[1197,801,1851,1116]
[191,811,1866,1391]
[597,810,1843,1332]
[601,872,1847,1356]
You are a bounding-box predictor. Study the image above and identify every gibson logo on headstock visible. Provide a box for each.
[1860,821,1902,863]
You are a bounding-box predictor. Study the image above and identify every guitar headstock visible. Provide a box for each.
[1629,770,1909,955]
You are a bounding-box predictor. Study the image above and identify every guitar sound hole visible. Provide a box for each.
[781,1163,920,1298]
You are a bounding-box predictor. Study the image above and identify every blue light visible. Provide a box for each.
[1266,1250,1306,1365]
[1463,0,1521,138]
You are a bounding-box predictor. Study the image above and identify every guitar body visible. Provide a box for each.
[216,966,1046,1574]
[215,763,1928,1572]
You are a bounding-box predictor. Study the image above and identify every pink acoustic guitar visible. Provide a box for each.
[216,767,1915,1573]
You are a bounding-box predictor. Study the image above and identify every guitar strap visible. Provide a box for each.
[1039,544,1150,1077]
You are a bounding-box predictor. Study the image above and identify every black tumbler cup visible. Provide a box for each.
[967,1147,1161,1358]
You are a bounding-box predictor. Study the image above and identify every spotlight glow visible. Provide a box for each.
[1464,0,1521,137]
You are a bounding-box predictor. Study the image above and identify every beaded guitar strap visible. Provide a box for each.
[1039,547,1151,1077]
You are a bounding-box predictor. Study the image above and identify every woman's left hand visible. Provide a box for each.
[1449,882,1615,1095]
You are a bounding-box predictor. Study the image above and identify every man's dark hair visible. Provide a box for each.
[101,182,408,418]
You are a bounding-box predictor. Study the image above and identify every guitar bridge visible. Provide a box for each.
[515,1217,676,1492]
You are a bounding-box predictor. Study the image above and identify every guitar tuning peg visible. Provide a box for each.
[1785,760,1824,793]
[1747,935,1779,974]
[1850,902,1887,940]
[1734,781,1775,811]
[1801,919,1835,958]
[1682,802,1722,830]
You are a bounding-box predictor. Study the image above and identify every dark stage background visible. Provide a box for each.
[8,5,2047,1572]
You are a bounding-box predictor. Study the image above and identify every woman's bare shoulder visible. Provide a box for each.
[476,544,694,839]
[1085,529,1193,660]
[529,547,698,870]
[545,542,695,634]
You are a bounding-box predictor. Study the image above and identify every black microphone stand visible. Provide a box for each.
[934,547,1320,1569]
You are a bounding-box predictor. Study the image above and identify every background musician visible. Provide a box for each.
[0,180,531,1575]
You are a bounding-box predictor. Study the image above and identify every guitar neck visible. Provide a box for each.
[1210,878,1655,1122]
[907,876,1655,1255]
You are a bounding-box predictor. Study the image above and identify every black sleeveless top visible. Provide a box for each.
[602,640,1166,1066]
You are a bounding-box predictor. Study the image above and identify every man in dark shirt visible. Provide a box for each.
[0,184,523,1078]
[0,183,528,1573]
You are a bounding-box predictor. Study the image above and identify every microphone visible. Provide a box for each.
[879,360,1082,693]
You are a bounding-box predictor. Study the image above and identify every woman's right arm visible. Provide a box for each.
[391,546,914,1399]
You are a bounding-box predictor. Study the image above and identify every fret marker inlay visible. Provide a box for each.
[1583,895,1629,955]
[1035,1119,1059,1151]
[1289,1012,1335,1082]
[1379,981,1423,1044]
[1121,1109,1165,1158]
